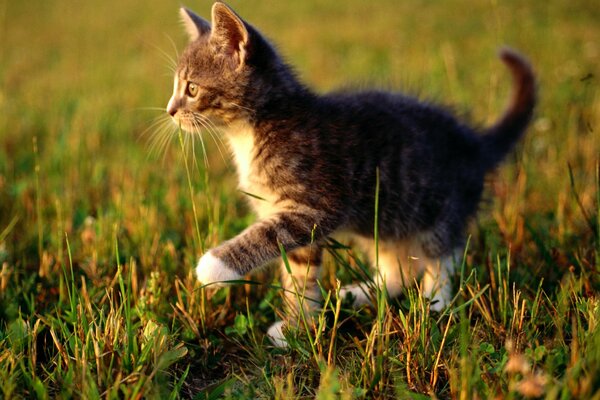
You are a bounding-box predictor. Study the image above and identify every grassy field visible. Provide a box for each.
[1,0,599,398]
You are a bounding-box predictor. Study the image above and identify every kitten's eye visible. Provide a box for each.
[186,82,199,97]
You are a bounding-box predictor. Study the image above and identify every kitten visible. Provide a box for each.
[167,2,536,346]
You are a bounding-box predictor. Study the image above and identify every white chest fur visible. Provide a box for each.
[226,126,255,191]
[224,123,279,217]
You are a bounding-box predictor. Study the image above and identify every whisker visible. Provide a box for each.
[195,115,220,146]
[137,106,169,112]
[140,114,171,142]
[142,113,177,162]
[195,115,228,165]
[161,126,178,162]
[229,102,255,113]
[195,114,226,152]
[198,114,223,141]
[149,41,178,73]
[154,124,176,162]
[187,120,199,169]
[193,131,206,171]
[181,127,192,164]
[191,128,198,170]
[164,33,180,63]
[191,119,210,168]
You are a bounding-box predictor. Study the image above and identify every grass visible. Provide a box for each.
[1,0,599,398]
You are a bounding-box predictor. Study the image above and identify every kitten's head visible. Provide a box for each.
[167,2,282,132]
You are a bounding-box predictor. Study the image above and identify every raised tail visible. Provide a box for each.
[481,48,536,170]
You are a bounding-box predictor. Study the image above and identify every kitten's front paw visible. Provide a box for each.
[267,320,288,348]
[195,250,243,287]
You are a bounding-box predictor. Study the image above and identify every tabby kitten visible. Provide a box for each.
[167,2,535,346]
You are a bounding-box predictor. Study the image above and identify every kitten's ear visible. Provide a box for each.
[210,2,249,67]
[180,7,211,41]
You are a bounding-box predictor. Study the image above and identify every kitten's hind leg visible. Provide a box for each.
[421,249,461,312]
[340,238,422,306]
[267,244,323,347]
[417,222,465,311]
[339,283,372,306]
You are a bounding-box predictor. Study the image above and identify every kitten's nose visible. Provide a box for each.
[166,96,178,117]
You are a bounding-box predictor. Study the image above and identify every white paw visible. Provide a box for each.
[267,320,288,348]
[339,284,371,306]
[195,250,243,287]
[422,264,453,312]
[429,286,452,312]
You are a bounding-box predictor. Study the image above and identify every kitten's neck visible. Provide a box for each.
[251,67,315,125]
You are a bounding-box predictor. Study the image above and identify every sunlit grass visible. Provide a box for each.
[1,0,599,398]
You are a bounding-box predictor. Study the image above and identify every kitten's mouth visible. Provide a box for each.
[170,112,220,136]
[170,116,195,133]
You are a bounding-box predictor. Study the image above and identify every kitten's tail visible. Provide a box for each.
[481,48,536,170]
